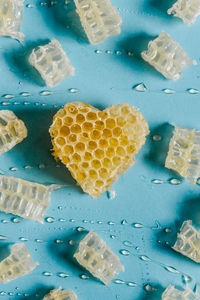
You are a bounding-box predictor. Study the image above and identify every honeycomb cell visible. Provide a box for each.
[0,110,27,155]
[60,126,70,136]
[43,288,77,300]
[49,102,149,198]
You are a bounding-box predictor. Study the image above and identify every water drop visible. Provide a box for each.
[123,240,133,247]
[152,179,164,184]
[58,218,66,222]
[11,217,21,223]
[69,219,75,223]
[113,279,125,284]
[139,255,150,261]
[68,88,79,93]
[110,235,116,239]
[115,50,122,55]
[8,292,14,296]
[162,88,175,94]
[38,164,45,169]
[187,88,199,94]
[169,178,182,185]
[127,51,134,56]
[1,219,9,223]
[95,50,103,54]
[182,274,193,284]
[24,165,33,170]
[23,101,30,105]
[19,237,28,241]
[40,90,53,96]
[120,249,130,256]
[55,239,64,244]
[152,135,162,141]
[164,265,179,273]
[26,3,35,8]
[0,292,7,296]
[105,50,112,54]
[13,102,20,105]
[0,235,7,240]
[79,274,89,280]
[76,226,85,232]
[2,94,14,99]
[107,189,116,200]
[45,217,55,223]
[68,240,76,246]
[1,102,11,106]
[127,281,137,287]
[133,83,147,92]
[108,221,115,225]
[164,227,172,233]
[132,223,144,228]
[35,102,40,106]
[10,167,18,171]
[35,239,43,243]
[57,272,69,278]
[20,92,31,97]
[121,219,128,225]
[152,220,162,230]
[82,220,89,223]
[43,272,53,276]
[97,221,103,224]
[144,284,156,292]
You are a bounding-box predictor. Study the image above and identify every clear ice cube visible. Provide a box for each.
[162,285,198,300]
[43,288,77,300]
[29,39,75,87]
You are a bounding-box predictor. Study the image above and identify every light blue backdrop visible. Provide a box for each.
[0,0,200,299]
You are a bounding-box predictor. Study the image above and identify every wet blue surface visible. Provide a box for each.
[0,0,200,299]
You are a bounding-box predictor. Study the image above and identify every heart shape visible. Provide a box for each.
[49,102,149,198]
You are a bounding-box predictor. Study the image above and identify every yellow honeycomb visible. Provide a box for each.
[49,102,149,198]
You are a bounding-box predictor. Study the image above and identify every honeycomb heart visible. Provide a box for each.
[49,102,149,198]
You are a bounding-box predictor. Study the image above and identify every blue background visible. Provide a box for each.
[0,0,200,299]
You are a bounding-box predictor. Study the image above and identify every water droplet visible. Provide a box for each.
[58,218,66,222]
[35,102,40,106]
[69,219,75,223]
[152,220,162,230]
[0,235,7,240]
[19,237,28,241]
[20,92,31,97]
[97,221,103,224]
[45,217,55,223]
[164,227,172,233]
[26,3,35,8]
[57,272,69,278]
[79,274,89,280]
[187,88,199,94]
[8,292,14,296]
[113,279,125,284]
[152,179,164,184]
[162,88,175,94]
[24,165,33,170]
[68,239,76,246]
[23,101,30,105]
[11,217,21,223]
[152,135,162,141]
[127,51,134,56]
[115,50,122,55]
[10,167,18,171]
[55,239,64,244]
[2,94,14,99]
[120,249,130,256]
[144,284,156,292]
[107,189,116,200]
[108,221,115,225]
[110,235,116,239]
[182,274,193,284]
[1,102,11,106]
[127,281,137,287]
[133,83,147,92]
[123,240,133,247]
[169,178,182,185]
[76,226,85,232]
[13,102,20,105]
[57,206,62,210]
[38,164,45,169]
[121,219,128,225]
[139,255,150,261]
[132,223,144,228]
[82,220,89,223]
[106,50,112,54]
[0,291,7,295]
[68,88,79,93]
[164,265,179,274]
[40,90,53,96]
[1,219,9,223]
[35,239,43,243]
[43,271,53,276]
[95,50,103,54]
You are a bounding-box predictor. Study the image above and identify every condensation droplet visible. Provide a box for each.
[45,217,55,223]
[40,90,53,96]
[1,219,9,223]
[182,274,193,284]
[95,50,103,54]
[35,102,40,106]
[120,249,130,256]
[127,51,134,56]
[24,165,33,170]
[1,102,11,106]
[35,239,43,243]
[26,3,35,8]
[105,50,112,54]
[76,226,85,232]
[123,240,133,247]
[68,88,79,93]
[57,272,69,278]
[162,88,175,94]
[68,239,76,246]
[79,274,89,280]
[164,227,172,233]
[139,255,151,261]
[55,239,64,244]
[121,219,128,225]
[43,272,53,276]
[152,179,164,184]
[11,217,21,223]
[97,221,103,224]
[10,167,18,171]
[13,102,20,105]
[108,221,115,225]
[110,235,116,239]
[38,164,45,169]
[132,223,144,228]
[113,279,125,284]
[69,219,75,223]
[2,94,14,99]
[19,237,28,241]
[107,189,116,200]
[115,50,122,55]
[58,218,66,222]
[20,92,31,97]
[133,83,147,92]
[144,284,156,292]
[187,88,199,94]
[152,135,162,141]
[169,178,182,185]
[23,101,30,105]
[127,281,137,287]
[164,265,179,274]
[0,235,7,240]
[82,220,89,223]
[0,292,7,295]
